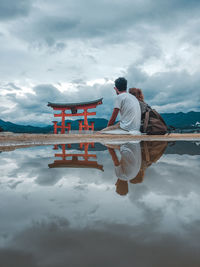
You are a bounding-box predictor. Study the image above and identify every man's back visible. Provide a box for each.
[114,92,141,131]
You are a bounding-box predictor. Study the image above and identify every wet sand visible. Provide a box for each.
[0,132,200,151]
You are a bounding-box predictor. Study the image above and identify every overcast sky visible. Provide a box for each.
[0,0,200,125]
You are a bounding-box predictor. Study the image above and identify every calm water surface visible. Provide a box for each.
[0,141,200,267]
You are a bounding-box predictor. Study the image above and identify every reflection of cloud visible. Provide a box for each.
[1,216,200,267]
[145,154,200,197]
[7,180,23,189]
[34,169,62,186]
[0,145,113,189]
[0,144,200,240]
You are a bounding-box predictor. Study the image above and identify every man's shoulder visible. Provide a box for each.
[115,93,125,102]
[116,92,140,105]
[116,93,125,98]
[128,93,137,100]
[123,92,139,104]
[117,92,128,99]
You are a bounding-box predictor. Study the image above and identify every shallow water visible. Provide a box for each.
[0,141,200,267]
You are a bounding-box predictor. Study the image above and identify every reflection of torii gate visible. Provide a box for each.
[47,98,103,134]
[48,143,104,171]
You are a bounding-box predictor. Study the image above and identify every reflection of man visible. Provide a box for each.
[107,141,168,196]
[107,142,141,195]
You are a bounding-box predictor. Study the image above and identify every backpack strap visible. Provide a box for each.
[167,125,176,134]
[143,111,150,132]
[139,101,149,115]
[143,142,150,162]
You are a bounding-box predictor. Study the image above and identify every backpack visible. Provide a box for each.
[141,141,168,164]
[139,101,168,135]
[129,141,168,184]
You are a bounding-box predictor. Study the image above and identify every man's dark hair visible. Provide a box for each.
[115,77,127,92]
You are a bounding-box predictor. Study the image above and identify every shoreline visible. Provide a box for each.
[0,133,200,150]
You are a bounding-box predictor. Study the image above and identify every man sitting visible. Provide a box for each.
[101,77,141,134]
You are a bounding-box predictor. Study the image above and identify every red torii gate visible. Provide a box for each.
[47,98,103,133]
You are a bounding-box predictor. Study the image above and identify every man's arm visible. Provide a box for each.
[107,108,119,126]
[107,148,120,166]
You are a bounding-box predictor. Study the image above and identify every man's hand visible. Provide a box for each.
[107,108,119,126]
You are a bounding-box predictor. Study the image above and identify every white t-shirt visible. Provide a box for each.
[115,142,141,181]
[114,92,141,131]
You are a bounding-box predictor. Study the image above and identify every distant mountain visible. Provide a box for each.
[0,112,200,133]
[0,119,52,133]
[161,111,200,129]
[0,118,108,133]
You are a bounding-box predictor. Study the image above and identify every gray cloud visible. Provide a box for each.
[0,0,200,123]
[1,82,114,124]
[7,0,200,49]
[0,0,32,21]
[126,66,200,112]
[7,83,21,90]
[1,65,200,125]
